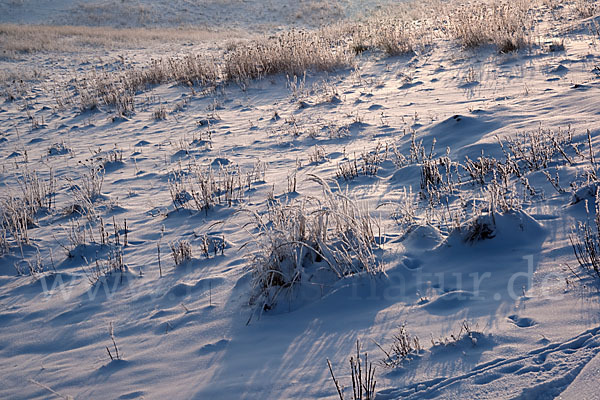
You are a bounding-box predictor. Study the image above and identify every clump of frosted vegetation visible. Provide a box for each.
[245,177,382,310]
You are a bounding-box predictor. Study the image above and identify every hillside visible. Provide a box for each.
[1,0,600,399]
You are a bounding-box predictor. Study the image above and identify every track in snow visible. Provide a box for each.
[379,326,600,399]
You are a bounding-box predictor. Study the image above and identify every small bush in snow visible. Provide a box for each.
[570,188,600,280]
[571,221,600,279]
[153,105,167,120]
[0,168,56,251]
[327,340,377,400]
[431,321,482,347]
[106,322,122,361]
[376,323,422,367]
[66,165,105,222]
[84,246,126,285]
[170,240,192,266]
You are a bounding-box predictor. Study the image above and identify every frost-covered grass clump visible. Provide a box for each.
[245,177,382,310]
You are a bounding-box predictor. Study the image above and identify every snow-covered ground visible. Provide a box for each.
[1,1,600,399]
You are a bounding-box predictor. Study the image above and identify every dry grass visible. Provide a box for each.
[0,0,588,60]
[449,0,534,52]
[345,0,443,56]
[168,161,266,212]
[223,30,352,82]
[327,340,377,400]
[571,187,600,280]
[386,123,591,241]
[573,0,600,18]
[373,21,418,56]
[68,1,155,28]
[70,54,219,115]
[346,19,421,56]
[0,23,242,56]
[377,323,422,367]
[1,0,591,117]
[0,168,56,251]
[84,246,126,285]
[245,176,381,310]
[39,27,351,114]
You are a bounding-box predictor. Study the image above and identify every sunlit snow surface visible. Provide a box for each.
[1,1,600,399]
